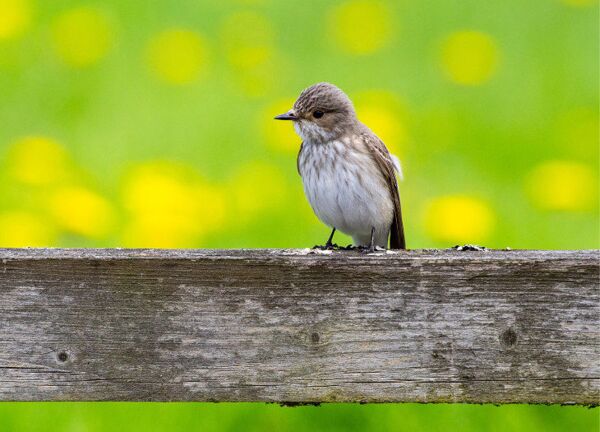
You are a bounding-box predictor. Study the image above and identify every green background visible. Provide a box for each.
[0,403,597,432]
[0,0,598,430]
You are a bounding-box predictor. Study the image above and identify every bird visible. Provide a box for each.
[274,82,406,251]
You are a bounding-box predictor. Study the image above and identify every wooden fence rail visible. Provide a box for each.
[0,248,598,404]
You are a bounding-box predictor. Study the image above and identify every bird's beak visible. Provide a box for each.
[274,110,297,121]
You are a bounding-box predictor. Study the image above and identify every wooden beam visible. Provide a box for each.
[0,248,598,404]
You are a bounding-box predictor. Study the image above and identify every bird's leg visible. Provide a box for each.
[360,227,377,254]
[368,227,376,253]
[325,227,336,248]
[313,228,338,250]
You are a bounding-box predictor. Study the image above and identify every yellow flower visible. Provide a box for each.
[0,0,31,40]
[221,11,274,69]
[423,195,495,243]
[52,7,114,67]
[48,186,116,238]
[328,1,392,55]
[525,160,597,211]
[147,29,208,85]
[5,136,72,186]
[440,30,500,86]
[0,211,56,247]
[121,162,225,247]
[354,90,409,157]
[220,11,280,97]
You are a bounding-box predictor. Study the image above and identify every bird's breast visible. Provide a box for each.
[298,138,394,237]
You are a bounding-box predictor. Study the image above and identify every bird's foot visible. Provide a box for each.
[312,243,340,251]
[358,245,385,254]
[451,244,487,251]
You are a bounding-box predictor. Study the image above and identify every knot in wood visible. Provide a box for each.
[500,328,518,348]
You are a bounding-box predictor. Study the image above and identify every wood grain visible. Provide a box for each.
[0,248,598,404]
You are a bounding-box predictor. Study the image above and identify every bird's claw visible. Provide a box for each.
[451,244,487,251]
[312,243,340,250]
[311,244,386,253]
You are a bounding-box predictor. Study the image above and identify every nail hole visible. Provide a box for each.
[310,332,320,343]
[57,351,69,362]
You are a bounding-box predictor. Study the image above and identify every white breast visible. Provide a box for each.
[298,137,395,247]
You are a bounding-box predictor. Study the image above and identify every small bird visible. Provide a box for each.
[274,82,406,251]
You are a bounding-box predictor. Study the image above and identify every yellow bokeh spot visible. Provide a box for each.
[0,0,31,40]
[220,11,278,97]
[5,136,72,185]
[359,106,407,154]
[147,29,208,85]
[48,187,115,238]
[235,56,281,97]
[0,211,56,247]
[328,1,392,55]
[354,91,409,157]
[52,7,114,67]
[121,162,225,248]
[525,160,597,211]
[221,11,274,69]
[423,195,495,243]
[229,161,287,222]
[561,0,597,6]
[263,98,301,154]
[440,30,500,86]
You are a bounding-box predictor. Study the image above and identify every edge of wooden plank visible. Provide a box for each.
[0,248,598,260]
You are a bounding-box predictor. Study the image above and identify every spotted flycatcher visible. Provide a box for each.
[275,82,406,251]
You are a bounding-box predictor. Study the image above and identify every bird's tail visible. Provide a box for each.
[390,203,406,250]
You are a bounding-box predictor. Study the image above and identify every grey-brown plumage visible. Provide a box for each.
[275,82,406,250]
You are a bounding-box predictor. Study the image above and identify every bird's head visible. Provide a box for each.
[274,82,357,143]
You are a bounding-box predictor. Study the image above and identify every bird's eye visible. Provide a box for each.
[313,110,324,119]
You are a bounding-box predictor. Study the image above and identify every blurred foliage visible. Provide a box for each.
[0,0,598,430]
[0,403,598,432]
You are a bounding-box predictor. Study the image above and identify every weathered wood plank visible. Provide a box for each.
[0,248,598,404]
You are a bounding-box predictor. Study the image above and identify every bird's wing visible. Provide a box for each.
[297,141,304,176]
[363,132,406,250]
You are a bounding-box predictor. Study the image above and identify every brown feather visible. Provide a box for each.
[297,142,304,176]
[361,131,406,250]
